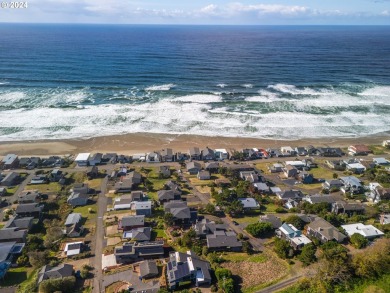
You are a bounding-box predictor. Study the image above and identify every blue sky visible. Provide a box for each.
[2,0,390,24]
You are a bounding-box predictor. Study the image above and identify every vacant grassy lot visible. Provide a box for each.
[255,162,273,174]
[26,182,61,193]
[307,165,338,180]
[73,204,97,220]
[0,267,33,287]
[86,178,103,190]
[234,212,262,225]
[222,252,267,263]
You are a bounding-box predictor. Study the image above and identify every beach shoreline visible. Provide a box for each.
[0,132,389,157]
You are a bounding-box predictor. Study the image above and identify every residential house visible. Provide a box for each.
[302,158,317,168]
[114,179,134,193]
[326,160,346,171]
[102,153,118,163]
[201,147,215,161]
[0,242,25,279]
[240,171,259,183]
[284,165,298,178]
[72,183,90,194]
[131,201,152,216]
[276,223,312,250]
[30,175,48,185]
[322,179,344,190]
[298,172,314,184]
[37,264,73,284]
[161,148,175,162]
[348,145,371,156]
[166,251,211,290]
[158,166,171,178]
[341,223,384,239]
[214,178,231,187]
[197,170,211,180]
[113,195,133,210]
[67,193,89,207]
[382,140,390,148]
[41,156,64,168]
[295,147,308,156]
[165,180,182,196]
[284,199,299,210]
[259,215,282,229]
[339,176,363,194]
[114,241,165,264]
[123,227,152,241]
[267,148,284,157]
[1,154,19,169]
[50,168,64,182]
[15,203,43,218]
[88,153,102,166]
[297,214,318,224]
[277,190,304,201]
[0,172,19,187]
[189,147,201,160]
[0,187,6,196]
[238,198,260,210]
[186,162,202,175]
[215,149,229,160]
[368,183,390,203]
[64,213,84,237]
[270,187,282,195]
[193,219,227,238]
[119,215,145,231]
[243,148,262,160]
[253,182,270,193]
[380,214,390,225]
[373,158,390,166]
[118,154,132,164]
[281,146,297,156]
[316,147,344,157]
[86,166,98,179]
[206,231,242,252]
[307,217,346,243]
[117,166,127,177]
[175,152,187,161]
[285,160,306,170]
[18,190,40,204]
[0,228,27,243]
[64,242,83,257]
[344,159,366,174]
[19,157,40,169]
[204,162,219,173]
[139,260,159,279]
[303,194,339,205]
[74,153,90,167]
[332,201,365,216]
[164,200,197,226]
[158,190,179,204]
[146,152,161,163]
[4,216,33,231]
[269,163,284,173]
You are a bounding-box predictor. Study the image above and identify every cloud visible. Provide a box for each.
[381,10,390,16]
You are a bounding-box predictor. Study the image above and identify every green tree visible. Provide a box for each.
[284,215,305,230]
[298,243,317,266]
[205,203,216,215]
[163,212,174,226]
[28,251,49,268]
[245,222,273,237]
[333,173,338,179]
[274,237,291,259]
[39,276,76,293]
[215,268,232,280]
[350,233,369,249]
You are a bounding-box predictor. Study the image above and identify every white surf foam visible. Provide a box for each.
[358,86,390,97]
[241,84,253,89]
[173,94,222,104]
[217,83,227,88]
[145,84,175,91]
[0,92,26,104]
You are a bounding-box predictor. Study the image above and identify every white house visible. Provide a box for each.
[64,242,83,257]
[373,158,389,166]
[285,161,305,169]
[341,223,384,239]
[382,140,390,147]
[75,153,90,167]
[215,149,229,160]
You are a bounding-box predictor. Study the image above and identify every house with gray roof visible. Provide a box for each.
[189,147,201,160]
[238,198,260,210]
[67,192,89,207]
[307,217,346,243]
[164,201,197,226]
[1,154,19,169]
[0,187,6,196]
[114,241,165,264]
[277,190,304,201]
[322,179,344,190]
[139,260,159,279]
[132,201,152,216]
[4,216,33,231]
[165,180,182,195]
[332,201,365,216]
[201,147,215,161]
[71,183,90,195]
[240,171,260,183]
[0,228,27,243]
[206,231,242,252]
[146,152,161,163]
[276,223,312,250]
[253,182,270,193]
[373,157,390,166]
[158,166,171,178]
[205,162,219,173]
[193,219,227,238]
[0,242,25,279]
[0,172,19,187]
[119,215,145,231]
[259,215,282,229]
[340,176,363,194]
[88,153,102,166]
[158,190,178,203]
[303,194,340,205]
[186,162,202,175]
[123,227,152,242]
[64,213,84,237]
[197,170,211,180]
[167,251,211,290]
[15,203,43,218]
[161,148,175,162]
[18,190,40,204]
[37,264,73,284]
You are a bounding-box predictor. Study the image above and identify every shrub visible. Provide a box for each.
[39,276,76,293]
[275,207,287,213]
[245,222,273,237]
[350,233,369,249]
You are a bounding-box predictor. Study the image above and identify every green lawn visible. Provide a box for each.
[262,203,280,213]
[86,178,103,190]
[5,186,18,195]
[234,214,261,225]
[26,182,61,193]
[223,252,268,263]
[73,204,97,220]
[308,165,338,180]
[0,267,32,287]
[298,183,323,190]
[151,229,167,240]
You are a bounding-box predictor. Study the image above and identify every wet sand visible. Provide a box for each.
[0,132,389,157]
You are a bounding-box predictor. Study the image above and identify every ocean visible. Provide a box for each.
[0,24,390,142]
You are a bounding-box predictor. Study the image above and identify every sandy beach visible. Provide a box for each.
[0,132,389,157]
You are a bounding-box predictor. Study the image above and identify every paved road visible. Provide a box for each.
[256,275,302,293]
[92,174,109,293]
